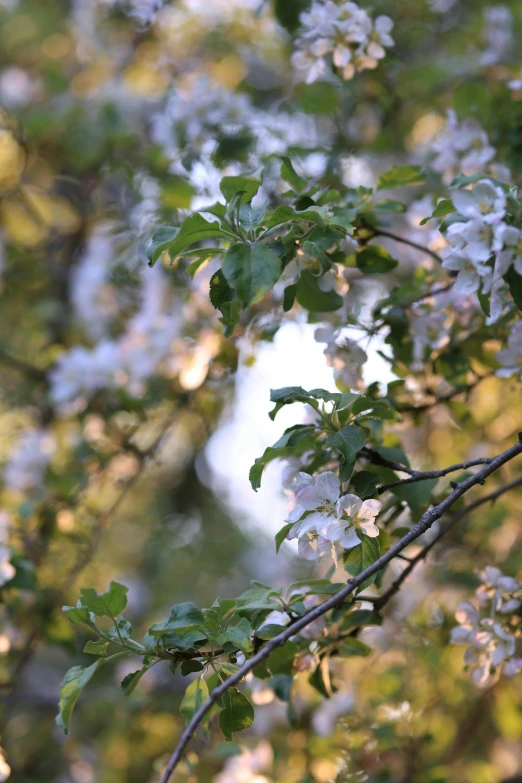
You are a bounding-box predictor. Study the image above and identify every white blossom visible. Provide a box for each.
[451,180,506,225]
[496,321,522,378]
[315,325,367,389]
[214,741,273,783]
[286,472,381,560]
[292,1,394,84]
[481,5,513,66]
[0,513,14,587]
[4,429,56,493]
[311,690,354,735]
[70,228,118,340]
[429,110,495,178]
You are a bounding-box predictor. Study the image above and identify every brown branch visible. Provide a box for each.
[157,437,522,783]
[374,475,522,611]
[377,457,495,493]
[373,229,443,264]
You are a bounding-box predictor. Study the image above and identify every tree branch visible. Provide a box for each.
[374,475,522,610]
[377,457,495,493]
[158,437,522,783]
[373,229,443,264]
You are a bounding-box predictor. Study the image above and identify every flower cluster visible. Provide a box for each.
[441,178,520,322]
[4,429,55,493]
[49,266,180,410]
[451,566,522,685]
[314,325,367,389]
[429,110,495,179]
[496,320,522,378]
[286,471,381,561]
[481,5,513,66]
[292,1,394,84]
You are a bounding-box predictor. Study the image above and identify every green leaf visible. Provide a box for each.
[377,165,426,190]
[163,628,207,651]
[341,610,382,630]
[217,618,253,654]
[302,240,332,275]
[505,268,522,311]
[78,582,128,619]
[180,678,209,725]
[222,242,282,307]
[325,424,366,480]
[264,641,300,675]
[249,424,315,490]
[296,270,343,313]
[281,157,307,193]
[83,639,110,656]
[146,226,179,265]
[373,199,407,214]
[264,204,328,230]
[344,535,381,589]
[210,269,234,313]
[339,638,372,657]
[220,299,242,337]
[356,246,398,275]
[449,172,510,190]
[149,602,204,637]
[219,688,255,741]
[283,283,298,312]
[107,617,133,641]
[63,604,93,626]
[391,479,437,518]
[220,173,262,205]
[256,624,287,640]
[121,667,148,696]
[149,214,225,267]
[350,471,379,499]
[419,198,455,225]
[180,660,205,676]
[56,659,106,733]
[235,588,280,613]
[275,523,293,553]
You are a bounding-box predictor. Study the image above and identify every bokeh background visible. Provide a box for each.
[0,1,522,781]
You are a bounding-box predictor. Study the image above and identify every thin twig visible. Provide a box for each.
[396,372,494,414]
[157,438,522,783]
[378,457,494,493]
[374,474,522,610]
[373,229,443,264]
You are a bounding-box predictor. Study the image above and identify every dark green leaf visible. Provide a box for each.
[356,246,398,275]
[344,535,381,589]
[350,471,379,499]
[302,240,332,275]
[219,688,255,741]
[121,667,148,696]
[220,173,262,205]
[146,226,179,265]
[149,214,225,267]
[180,660,205,676]
[391,479,437,518]
[505,268,522,311]
[281,157,307,193]
[296,270,343,312]
[217,618,253,653]
[222,242,281,307]
[339,638,372,657]
[275,523,293,553]
[149,602,204,637]
[283,283,298,312]
[78,582,128,620]
[373,199,407,214]
[419,199,455,225]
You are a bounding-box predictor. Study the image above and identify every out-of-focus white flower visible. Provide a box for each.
[314,325,367,389]
[0,67,38,107]
[0,748,10,782]
[292,1,393,84]
[4,429,55,493]
[311,690,354,736]
[70,228,118,340]
[323,494,381,548]
[213,740,273,783]
[429,110,495,178]
[0,514,14,587]
[451,566,522,686]
[481,5,513,66]
[496,321,522,378]
[495,225,522,277]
